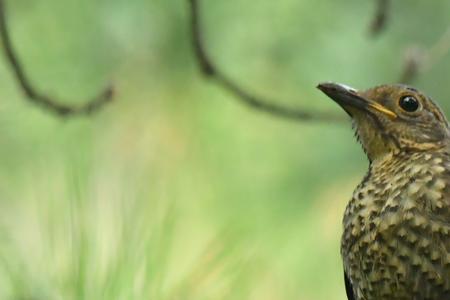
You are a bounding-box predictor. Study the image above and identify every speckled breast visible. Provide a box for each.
[342,150,450,300]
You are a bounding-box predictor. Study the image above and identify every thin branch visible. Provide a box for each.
[187,0,343,123]
[399,26,450,84]
[398,46,424,84]
[0,0,113,117]
[369,0,390,37]
[422,26,450,72]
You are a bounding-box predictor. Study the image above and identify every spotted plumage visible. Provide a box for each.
[318,83,450,300]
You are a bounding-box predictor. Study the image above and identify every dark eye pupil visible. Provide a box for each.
[399,96,419,112]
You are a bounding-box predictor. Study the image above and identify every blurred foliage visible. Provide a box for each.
[1,0,450,299]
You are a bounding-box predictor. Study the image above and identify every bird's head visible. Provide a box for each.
[318,83,450,162]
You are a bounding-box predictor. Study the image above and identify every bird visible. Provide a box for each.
[317,82,450,300]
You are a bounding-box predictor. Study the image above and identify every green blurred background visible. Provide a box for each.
[1,0,450,299]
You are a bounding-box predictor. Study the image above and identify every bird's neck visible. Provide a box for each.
[370,144,450,169]
[368,148,450,186]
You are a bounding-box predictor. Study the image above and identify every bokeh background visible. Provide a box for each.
[1,0,450,299]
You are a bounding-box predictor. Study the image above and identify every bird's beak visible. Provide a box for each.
[317,82,397,119]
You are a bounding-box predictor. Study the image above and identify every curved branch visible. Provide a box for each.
[369,0,390,37]
[399,26,450,84]
[398,46,424,84]
[187,0,343,123]
[0,0,113,117]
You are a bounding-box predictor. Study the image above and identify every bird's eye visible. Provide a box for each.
[399,96,420,112]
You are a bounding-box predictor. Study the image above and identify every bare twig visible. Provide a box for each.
[399,26,450,84]
[187,0,343,123]
[422,27,450,72]
[0,0,113,117]
[369,0,390,37]
[398,46,425,84]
